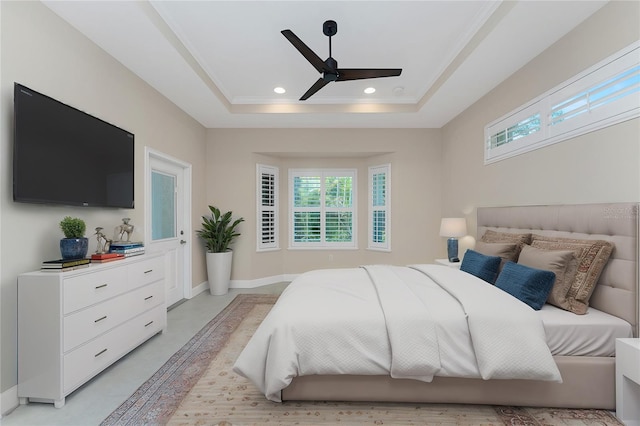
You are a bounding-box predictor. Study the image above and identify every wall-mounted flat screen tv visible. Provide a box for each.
[13,83,134,208]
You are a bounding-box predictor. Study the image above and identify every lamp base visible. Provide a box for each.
[447,238,459,262]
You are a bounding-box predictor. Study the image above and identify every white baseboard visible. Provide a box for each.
[1,385,18,417]
[188,275,294,299]
[190,280,209,297]
[230,274,297,289]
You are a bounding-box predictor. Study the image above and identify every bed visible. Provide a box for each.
[234,203,639,409]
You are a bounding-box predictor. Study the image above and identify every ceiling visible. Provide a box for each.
[42,1,607,129]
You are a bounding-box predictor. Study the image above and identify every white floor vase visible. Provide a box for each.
[205,251,233,295]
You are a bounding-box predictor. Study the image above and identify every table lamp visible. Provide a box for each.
[440,218,467,262]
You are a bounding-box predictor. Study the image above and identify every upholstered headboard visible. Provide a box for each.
[477,203,639,337]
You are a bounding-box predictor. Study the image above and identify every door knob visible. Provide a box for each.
[180,240,187,245]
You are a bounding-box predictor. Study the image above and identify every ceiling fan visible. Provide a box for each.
[281,20,402,101]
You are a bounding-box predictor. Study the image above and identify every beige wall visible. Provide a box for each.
[205,129,443,280]
[441,1,640,237]
[0,1,207,393]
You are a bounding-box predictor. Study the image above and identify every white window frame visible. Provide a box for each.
[256,164,279,252]
[288,168,357,250]
[485,41,640,164]
[368,163,391,251]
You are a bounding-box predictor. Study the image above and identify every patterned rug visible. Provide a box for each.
[102,294,622,426]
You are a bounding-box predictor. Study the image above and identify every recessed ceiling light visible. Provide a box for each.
[364,87,376,94]
[274,87,286,94]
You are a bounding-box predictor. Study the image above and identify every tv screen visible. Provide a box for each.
[13,83,134,208]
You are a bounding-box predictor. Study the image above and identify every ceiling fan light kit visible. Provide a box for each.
[281,20,402,101]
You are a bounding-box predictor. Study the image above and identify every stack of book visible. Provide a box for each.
[90,253,125,263]
[109,241,145,257]
[41,258,90,272]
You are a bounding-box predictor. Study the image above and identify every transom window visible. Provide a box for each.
[289,169,357,249]
[485,41,639,164]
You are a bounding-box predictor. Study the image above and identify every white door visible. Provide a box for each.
[146,149,192,307]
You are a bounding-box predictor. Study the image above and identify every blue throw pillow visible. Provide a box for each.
[495,261,556,310]
[460,249,502,284]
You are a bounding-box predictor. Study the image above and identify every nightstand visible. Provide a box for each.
[616,338,640,425]
[435,259,462,269]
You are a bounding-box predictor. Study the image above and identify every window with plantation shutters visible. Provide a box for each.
[485,41,639,164]
[368,164,390,251]
[257,164,278,251]
[289,169,356,249]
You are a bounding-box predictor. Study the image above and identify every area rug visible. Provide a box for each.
[102,294,622,426]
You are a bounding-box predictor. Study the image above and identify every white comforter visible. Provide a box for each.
[233,264,562,402]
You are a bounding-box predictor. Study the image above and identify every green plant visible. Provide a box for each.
[197,205,244,253]
[59,216,86,239]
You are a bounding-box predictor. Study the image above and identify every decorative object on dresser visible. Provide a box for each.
[109,241,145,257]
[93,226,112,254]
[115,217,135,242]
[196,205,244,295]
[18,253,166,408]
[59,216,88,260]
[41,257,90,272]
[439,217,467,262]
[90,253,124,263]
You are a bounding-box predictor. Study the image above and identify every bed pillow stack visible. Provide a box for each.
[528,235,614,314]
[473,230,614,314]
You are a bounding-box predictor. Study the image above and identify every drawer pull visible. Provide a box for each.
[144,320,154,327]
[144,269,153,274]
[144,295,153,301]
[94,316,107,323]
[94,348,108,357]
[95,284,108,289]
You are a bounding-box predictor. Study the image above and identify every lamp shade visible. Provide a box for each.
[439,218,467,238]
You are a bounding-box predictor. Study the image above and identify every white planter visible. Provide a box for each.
[205,251,233,295]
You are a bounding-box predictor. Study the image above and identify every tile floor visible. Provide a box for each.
[1,283,288,426]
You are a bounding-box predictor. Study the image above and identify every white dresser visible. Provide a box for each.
[17,253,166,408]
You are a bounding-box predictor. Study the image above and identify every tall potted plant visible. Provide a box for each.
[197,205,244,295]
[59,216,88,259]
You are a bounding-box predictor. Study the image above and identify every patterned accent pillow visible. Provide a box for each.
[531,235,614,314]
[460,249,502,284]
[517,245,577,312]
[480,230,532,260]
[495,261,556,310]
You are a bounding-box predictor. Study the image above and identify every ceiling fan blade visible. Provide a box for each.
[281,29,328,74]
[336,68,402,81]
[300,78,330,101]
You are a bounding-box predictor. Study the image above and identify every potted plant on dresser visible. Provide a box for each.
[59,216,88,259]
[197,205,244,295]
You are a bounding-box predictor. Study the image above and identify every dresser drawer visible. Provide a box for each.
[127,255,164,287]
[63,304,165,394]
[63,268,128,314]
[63,280,164,352]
